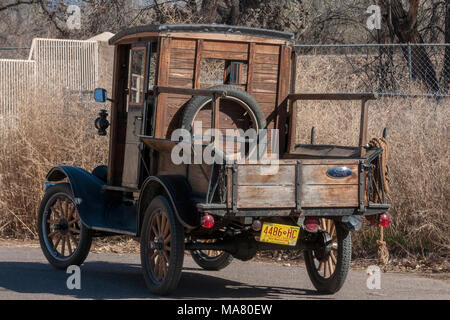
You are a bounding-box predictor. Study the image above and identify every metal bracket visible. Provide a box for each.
[296,160,302,214]
[232,163,238,214]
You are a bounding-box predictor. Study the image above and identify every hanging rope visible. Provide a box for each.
[369,137,390,265]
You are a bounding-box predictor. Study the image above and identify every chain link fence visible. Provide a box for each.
[294,43,450,98]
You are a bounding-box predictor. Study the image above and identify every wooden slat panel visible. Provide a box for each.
[253,72,278,83]
[301,185,359,207]
[237,186,296,208]
[301,164,358,185]
[155,37,171,138]
[238,165,295,185]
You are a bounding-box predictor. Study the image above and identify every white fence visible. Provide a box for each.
[0,38,99,127]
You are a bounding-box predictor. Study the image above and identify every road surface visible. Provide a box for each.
[0,246,448,300]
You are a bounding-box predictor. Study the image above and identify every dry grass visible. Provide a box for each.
[0,66,448,261]
[0,91,108,238]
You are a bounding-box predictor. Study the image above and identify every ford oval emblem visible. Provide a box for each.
[326,167,353,178]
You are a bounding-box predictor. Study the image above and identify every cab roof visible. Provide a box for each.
[109,24,295,45]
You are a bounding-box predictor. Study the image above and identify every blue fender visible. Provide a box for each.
[46,166,137,235]
[137,175,200,233]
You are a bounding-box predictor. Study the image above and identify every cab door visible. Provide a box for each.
[121,41,157,188]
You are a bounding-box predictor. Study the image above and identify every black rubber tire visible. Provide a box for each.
[37,183,92,270]
[140,195,185,296]
[304,222,352,294]
[191,249,233,271]
[181,85,267,132]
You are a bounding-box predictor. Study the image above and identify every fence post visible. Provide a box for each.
[408,43,413,84]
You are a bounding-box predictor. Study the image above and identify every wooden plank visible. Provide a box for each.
[169,68,194,79]
[301,164,358,185]
[170,38,196,50]
[277,45,291,154]
[155,37,171,138]
[168,77,194,88]
[203,41,249,53]
[170,58,195,70]
[253,72,278,83]
[247,43,255,93]
[237,186,296,208]
[251,82,278,93]
[359,99,369,156]
[254,64,279,74]
[255,44,280,55]
[301,185,359,207]
[202,50,248,61]
[170,48,196,59]
[194,39,203,89]
[254,54,279,65]
[237,164,295,185]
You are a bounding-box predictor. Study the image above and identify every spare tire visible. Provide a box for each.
[181,85,266,132]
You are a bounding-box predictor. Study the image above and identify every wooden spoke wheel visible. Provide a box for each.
[191,239,233,271]
[140,195,185,296]
[38,183,92,269]
[304,218,352,294]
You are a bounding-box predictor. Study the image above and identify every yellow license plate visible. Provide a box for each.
[259,223,300,246]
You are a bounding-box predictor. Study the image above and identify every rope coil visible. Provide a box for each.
[368,137,390,265]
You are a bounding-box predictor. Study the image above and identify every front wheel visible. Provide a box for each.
[140,195,185,295]
[304,218,351,294]
[37,183,92,269]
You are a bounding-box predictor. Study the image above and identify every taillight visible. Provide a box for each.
[304,217,320,232]
[201,214,214,229]
[379,213,391,227]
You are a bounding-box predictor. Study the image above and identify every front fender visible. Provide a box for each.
[138,175,199,233]
[46,166,107,229]
[46,166,137,234]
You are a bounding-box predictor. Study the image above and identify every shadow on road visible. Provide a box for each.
[0,261,324,299]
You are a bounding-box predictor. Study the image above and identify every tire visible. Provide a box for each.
[304,218,351,294]
[191,244,233,271]
[181,85,267,132]
[37,183,92,270]
[140,195,185,295]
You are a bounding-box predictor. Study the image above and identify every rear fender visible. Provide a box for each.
[137,175,199,234]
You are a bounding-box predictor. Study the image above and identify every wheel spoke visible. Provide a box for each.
[67,235,73,255]
[53,234,62,249]
[61,236,66,256]
[330,223,336,238]
[328,257,335,274]
[324,260,329,278]
[69,233,78,247]
[330,251,337,264]
[156,213,162,235]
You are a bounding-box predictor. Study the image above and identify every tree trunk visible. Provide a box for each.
[380,0,440,93]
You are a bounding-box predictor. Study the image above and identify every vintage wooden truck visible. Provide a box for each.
[37,24,391,295]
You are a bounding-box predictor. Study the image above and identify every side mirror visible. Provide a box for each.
[94,88,108,103]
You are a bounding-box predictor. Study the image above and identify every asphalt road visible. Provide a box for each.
[0,246,448,300]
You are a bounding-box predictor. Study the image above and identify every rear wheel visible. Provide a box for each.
[304,218,351,294]
[140,195,185,295]
[37,183,92,269]
[191,240,233,271]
